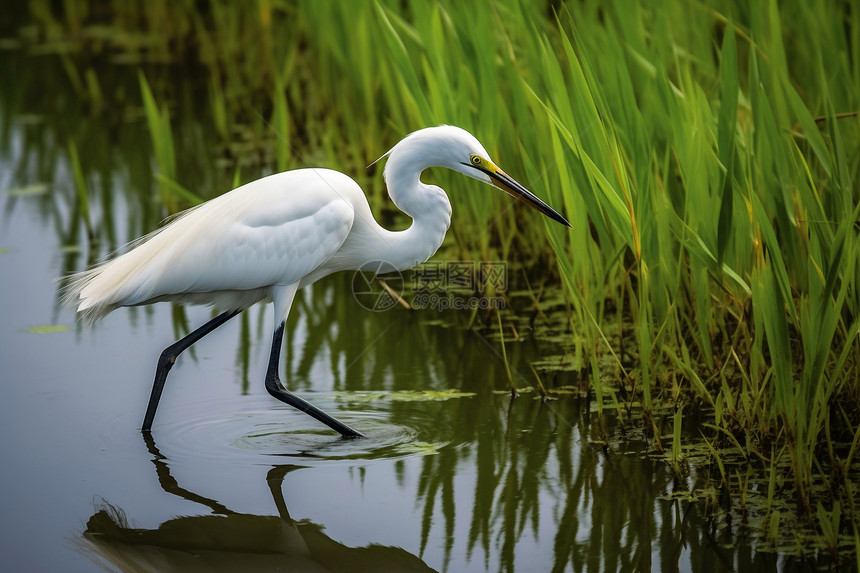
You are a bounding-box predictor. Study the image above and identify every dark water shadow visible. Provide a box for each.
[80,433,436,573]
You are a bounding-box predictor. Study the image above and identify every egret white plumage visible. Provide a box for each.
[65,126,570,437]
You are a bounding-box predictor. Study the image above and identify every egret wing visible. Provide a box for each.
[73,170,358,315]
[167,192,355,293]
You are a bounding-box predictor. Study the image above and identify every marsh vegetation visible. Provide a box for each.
[3,0,859,569]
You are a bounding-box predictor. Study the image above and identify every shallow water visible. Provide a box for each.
[0,48,808,572]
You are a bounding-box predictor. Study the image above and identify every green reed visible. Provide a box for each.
[67,140,92,241]
[535,0,859,550]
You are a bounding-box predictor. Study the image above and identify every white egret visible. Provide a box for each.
[65,126,570,438]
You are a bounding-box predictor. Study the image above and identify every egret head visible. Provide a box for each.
[382,126,571,228]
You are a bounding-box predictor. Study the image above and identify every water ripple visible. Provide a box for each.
[133,393,455,466]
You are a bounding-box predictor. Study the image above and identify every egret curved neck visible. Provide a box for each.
[371,135,460,271]
[377,181,451,271]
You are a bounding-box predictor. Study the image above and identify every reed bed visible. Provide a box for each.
[25,0,860,558]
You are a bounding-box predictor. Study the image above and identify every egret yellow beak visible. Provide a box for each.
[464,160,571,227]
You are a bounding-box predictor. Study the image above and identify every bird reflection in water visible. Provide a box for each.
[80,434,436,572]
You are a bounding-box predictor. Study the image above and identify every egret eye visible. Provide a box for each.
[470,155,482,165]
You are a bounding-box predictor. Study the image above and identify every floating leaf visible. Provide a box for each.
[530,354,584,372]
[28,325,69,334]
[388,389,476,401]
[336,389,476,403]
[493,386,535,395]
[393,441,446,456]
[5,184,49,196]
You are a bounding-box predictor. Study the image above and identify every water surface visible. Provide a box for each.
[0,48,798,572]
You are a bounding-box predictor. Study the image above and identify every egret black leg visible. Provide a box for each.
[265,321,365,438]
[142,309,242,432]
